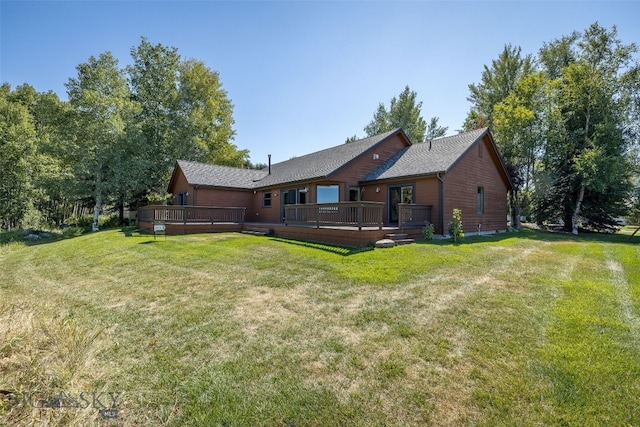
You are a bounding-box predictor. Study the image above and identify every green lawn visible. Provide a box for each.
[1,227,639,426]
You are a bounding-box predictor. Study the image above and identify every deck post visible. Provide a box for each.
[357,203,363,231]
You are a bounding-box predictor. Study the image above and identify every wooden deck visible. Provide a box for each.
[137,204,428,247]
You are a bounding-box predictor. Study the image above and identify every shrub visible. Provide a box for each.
[422,221,435,240]
[70,214,119,230]
[21,206,48,230]
[61,226,84,238]
[448,208,464,243]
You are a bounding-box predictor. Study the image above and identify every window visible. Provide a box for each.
[317,185,339,204]
[262,191,272,207]
[177,192,188,206]
[283,188,307,205]
[477,187,485,215]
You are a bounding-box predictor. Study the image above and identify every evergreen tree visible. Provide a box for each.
[363,86,446,143]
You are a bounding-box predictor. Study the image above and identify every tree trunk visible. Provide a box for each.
[118,200,125,225]
[572,185,585,235]
[509,190,521,229]
[515,194,522,229]
[92,161,103,232]
[563,211,573,233]
[92,193,102,232]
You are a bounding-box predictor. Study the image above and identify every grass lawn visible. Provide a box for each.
[1,226,639,426]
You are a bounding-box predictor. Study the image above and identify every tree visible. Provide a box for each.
[0,84,37,230]
[425,117,448,140]
[535,23,638,233]
[363,86,447,143]
[66,52,135,231]
[10,85,80,226]
[492,71,547,227]
[344,135,359,144]
[129,37,182,198]
[464,45,534,132]
[129,38,246,199]
[464,44,538,229]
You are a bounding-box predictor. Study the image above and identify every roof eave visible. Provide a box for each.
[359,171,444,185]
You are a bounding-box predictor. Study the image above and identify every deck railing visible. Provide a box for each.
[284,202,384,230]
[398,204,433,229]
[138,205,246,224]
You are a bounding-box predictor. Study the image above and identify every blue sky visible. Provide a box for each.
[2,1,639,164]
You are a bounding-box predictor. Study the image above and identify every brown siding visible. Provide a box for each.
[442,135,508,234]
[169,167,195,205]
[332,134,409,199]
[195,188,254,215]
[359,177,440,227]
[415,177,441,232]
[169,164,256,215]
[359,184,388,220]
[252,189,281,223]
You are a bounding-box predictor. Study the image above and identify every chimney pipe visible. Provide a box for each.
[268,154,271,175]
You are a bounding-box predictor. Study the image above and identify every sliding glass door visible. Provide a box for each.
[388,184,414,224]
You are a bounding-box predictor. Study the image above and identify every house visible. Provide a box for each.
[139,127,513,246]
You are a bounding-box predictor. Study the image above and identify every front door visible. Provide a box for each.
[388,185,414,224]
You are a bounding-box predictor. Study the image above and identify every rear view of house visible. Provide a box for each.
[140,127,513,246]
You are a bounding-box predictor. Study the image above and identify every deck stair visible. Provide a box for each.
[384,233,414,245]
[242,227,274,237]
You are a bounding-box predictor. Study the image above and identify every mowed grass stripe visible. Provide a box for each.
[540,241,640,425]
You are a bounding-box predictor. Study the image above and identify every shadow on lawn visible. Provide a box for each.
[415,226,640,247]
[250,227,639,255]
[268,236,375,256]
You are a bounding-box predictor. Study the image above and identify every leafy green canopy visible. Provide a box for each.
[0,37,247,230]
[535,23,638,232]
[465,24,639,233]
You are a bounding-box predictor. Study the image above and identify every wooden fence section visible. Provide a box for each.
[398,204,432,229]
[138,205,246,224]
[284,202,384,230]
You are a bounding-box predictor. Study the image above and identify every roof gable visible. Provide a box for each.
[255,128,409,188]
[361,128,490,182]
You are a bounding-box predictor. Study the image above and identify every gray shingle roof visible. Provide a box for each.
[361,128,489,182]
[175,128,408,190]
[173,128,495,191]
[255,128,405,188]
[176,160,268,189]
